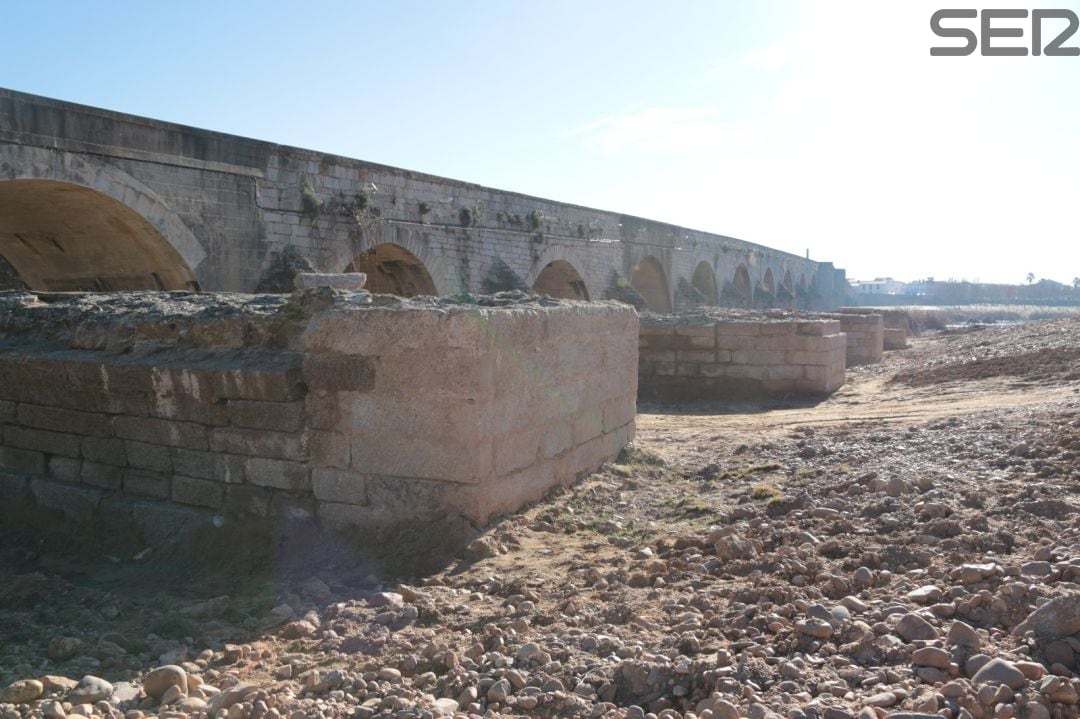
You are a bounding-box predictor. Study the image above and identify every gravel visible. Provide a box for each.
[2,318,1080,719]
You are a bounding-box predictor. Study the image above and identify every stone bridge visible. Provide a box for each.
[0,88,846,310]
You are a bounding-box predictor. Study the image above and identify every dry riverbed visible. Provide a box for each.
[2,318,1080,719]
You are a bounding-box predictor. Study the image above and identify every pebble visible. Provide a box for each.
[368,592,404,608]
[711,699,740,719]
[907,586,942,604]
[160,684,185,705]
[109,682,140,706]
[866,691,898,707]
[1012,594,1080,639]
[967,653,993,676]
[895,613,939,641]
[487,678,511,703]
[41,676,77,693]
[972,658,1026,689]
[1020,561,1052,577]
[204,683,256,714]
[841,595,870,613]
[3,325,1076,719]
[916,667,949,683]
[1014,661,1045,680]
[911,646,952,669]
[797,618,834,638]
[1038,676,1079,704]
[41,700,66,719]
[0,679,44,704]
[958,563,998,584]
[142,665,187,699]
[1045,640,1075,668]
[431,697,459,716]
[947,620,981,648]
[68,675,113,704]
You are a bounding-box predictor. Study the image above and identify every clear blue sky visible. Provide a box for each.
[3,0,1078,284]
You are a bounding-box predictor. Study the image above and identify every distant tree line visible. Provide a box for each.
[852,277,1080,306]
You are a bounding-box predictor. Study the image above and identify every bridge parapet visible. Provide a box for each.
[0,87,848,310]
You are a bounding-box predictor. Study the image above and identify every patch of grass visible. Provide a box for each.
[665,496,714,518]
[692,462,782,483]
[750,483,784,502]
[735,463,782,478]
[619,447,666,467]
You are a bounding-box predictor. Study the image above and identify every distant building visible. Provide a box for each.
[905,278,933,296]
[849,277,907,295]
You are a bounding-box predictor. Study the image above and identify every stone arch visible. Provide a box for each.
[330,223,457,295]
[631,255,672,314]
[778,269,795,305]
[691,261,718,306]
[344,242,438,297]
[756,268,777,308]
[533,260,589,300]
[526,246,599,300]
[722,264,753,307]
[761,268,776,295]
[794,274,812,308]
[0,144,205,291]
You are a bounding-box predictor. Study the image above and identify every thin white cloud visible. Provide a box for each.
[561,1,1080,284]
[571,106,765,159]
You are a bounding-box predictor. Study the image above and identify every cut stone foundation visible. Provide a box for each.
[638,316,846,401]
[832,312,884,366]
[883,327,909,350]
[0,290,638,552]
[839,307,912,350]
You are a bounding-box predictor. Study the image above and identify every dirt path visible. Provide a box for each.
[636,337,1077,463]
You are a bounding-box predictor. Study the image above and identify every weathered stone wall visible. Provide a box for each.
[0,87,849,311]
[0,291,637,547]
[833,313,884,366]
[839,307,910,350]
[638,318,846,401]
[879,310,913,349]
[883,327,909,350]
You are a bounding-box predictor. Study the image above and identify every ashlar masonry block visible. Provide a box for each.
[639,316,846,400]
[0,291,638,543]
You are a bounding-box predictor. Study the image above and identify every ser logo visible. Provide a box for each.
[930,9,1080,55]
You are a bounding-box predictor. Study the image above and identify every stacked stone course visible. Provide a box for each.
[638,319,846,401]
[839,307,911,350]
[0,291,637,546]
[832,312,885,366]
